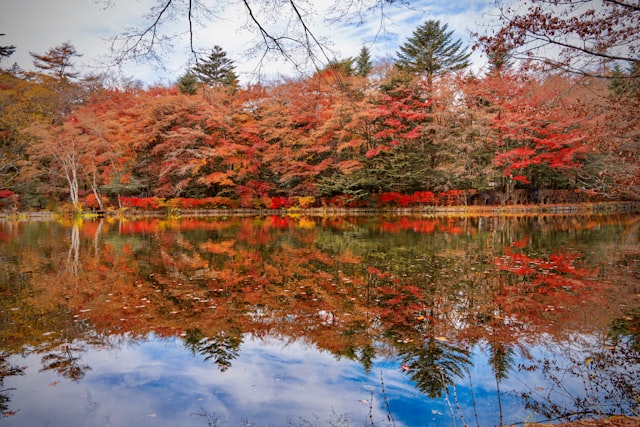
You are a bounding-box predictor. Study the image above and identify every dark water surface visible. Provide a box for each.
[1,214,639,426]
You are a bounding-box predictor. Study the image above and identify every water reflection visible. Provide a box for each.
[0,214,639,426]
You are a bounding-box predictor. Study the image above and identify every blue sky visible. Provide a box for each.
[1,0,498,85]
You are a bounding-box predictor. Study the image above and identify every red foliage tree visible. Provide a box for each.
[488,72,601,187]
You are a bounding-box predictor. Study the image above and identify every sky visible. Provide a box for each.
[1,0,499,86]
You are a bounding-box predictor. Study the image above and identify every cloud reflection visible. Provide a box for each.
[5,334,405,426]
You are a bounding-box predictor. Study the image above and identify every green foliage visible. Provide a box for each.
[324,58,355,76]
[354,45,372,77]
[395,20,471,84]
[192,45,238,88]
[609,62,640,98]
[177,70,198,95]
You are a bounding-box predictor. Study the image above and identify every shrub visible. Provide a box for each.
[118,197,163,210]
[297,196,316,208]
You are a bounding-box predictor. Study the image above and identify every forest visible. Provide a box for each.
[1,12,639,213]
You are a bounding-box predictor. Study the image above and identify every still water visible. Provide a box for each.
[1,214,639,426]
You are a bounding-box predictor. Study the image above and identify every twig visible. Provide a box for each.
[380,370,396,427]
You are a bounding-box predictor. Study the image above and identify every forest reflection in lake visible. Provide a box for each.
[1,213,639,426]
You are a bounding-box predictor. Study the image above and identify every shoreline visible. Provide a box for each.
[1,201,639,221]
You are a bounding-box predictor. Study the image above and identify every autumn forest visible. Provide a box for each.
[1,14,639,214]
[2,3,640,424]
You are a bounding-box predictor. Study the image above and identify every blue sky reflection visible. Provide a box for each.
[2,332,613,427]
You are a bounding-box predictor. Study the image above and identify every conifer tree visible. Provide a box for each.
[355,45,372,77]
[30,42,81,81]
[609,62,640,98]
[192,45,238,88]
[396,20,471,85]
[177,70,198,95]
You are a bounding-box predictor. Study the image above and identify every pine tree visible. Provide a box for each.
[192,45,238,88]
[323,58,354,76]
[355,45,372,77]
[396,20,471,85]
[609,62,640,98]
[486,43,512,77]
[177,70,198,95]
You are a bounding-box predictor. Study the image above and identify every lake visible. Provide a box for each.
[1,213,639,426]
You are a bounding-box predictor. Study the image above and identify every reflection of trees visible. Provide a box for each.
[40,344,91,381]
[1,214,639,415]
[183,328,242,372]
[0,352,24,417]
[399,338,471,399]
[487,340,516,426]
[519,339,640,422]
[610,308,640,352]
[67,221,80,276]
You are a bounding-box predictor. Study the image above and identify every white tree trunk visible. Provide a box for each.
[61,153,79,206]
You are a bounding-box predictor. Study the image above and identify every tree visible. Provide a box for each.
[354,45,372,77]
[28,120,84,207]
[192,45,238,88]
[609,62,640,97]
[321,58,355,77]
[30,42,82,81]
[490,73,599,194]
[477,0,640,77]
[486,41,513,76]
[253,75,337,197]
[396,20,471,85]
[177,70,198,95]
[601,62,640,199]
[0,33,16,63]
[0,68,77,207]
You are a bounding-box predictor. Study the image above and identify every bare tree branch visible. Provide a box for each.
[476,0,640,78]
[105,0,415,79]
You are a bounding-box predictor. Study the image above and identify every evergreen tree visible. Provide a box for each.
[177,70,198,95]
[609,62,640,98]
[355,45,372,77]
[486,43,512,76]
[323,58,354,76]
[192,45,238,88]
[396,20,471,85]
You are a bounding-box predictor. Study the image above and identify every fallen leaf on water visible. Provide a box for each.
[49,382,58,387]
[435,336,448,342]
